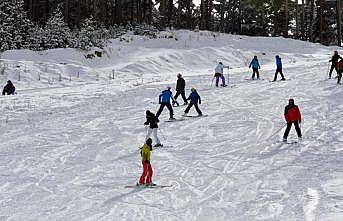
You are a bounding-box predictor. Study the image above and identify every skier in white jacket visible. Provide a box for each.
[214,62,228,87]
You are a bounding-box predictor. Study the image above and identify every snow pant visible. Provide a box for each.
[329,63,338,78]
[139,161,153,184]
[337,71,342,84]
[283,121,302,140]
[184,103,202,115]
[273,68,285,81]
[215,73,226,86]
[252,68,260,79]
[156,103,173,119]
[146,127,161,145]
[174,90,187,103]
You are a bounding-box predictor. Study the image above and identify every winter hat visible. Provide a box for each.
[254,55,257,59]
[289,98,294,104]
[191,87,196,92]
[146,138,152,145]
[276,55,279,58]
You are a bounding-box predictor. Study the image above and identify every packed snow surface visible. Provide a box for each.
[0,30,342,221]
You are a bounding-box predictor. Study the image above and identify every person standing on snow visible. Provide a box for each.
[283,99,302,142]
[2,80,15,95]
[272,55,286,82]
[249,56,261,79]
[184,87,202,116]
[138,138,154,186]
[329,51,343,79]
[144,110,162,147]
[173,73,188,106]
[156,86,177,120]
[214,62,228,87]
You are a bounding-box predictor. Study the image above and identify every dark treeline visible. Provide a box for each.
[0,0,341,52]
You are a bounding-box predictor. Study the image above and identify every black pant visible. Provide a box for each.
[273,68,285,81]
[184,103,202,115]
[283,121,302,139]
[329,63,338,78]
[156,103,173,118]
[174,90,187,103]
[252,68,259,79]
[338,71,342,84]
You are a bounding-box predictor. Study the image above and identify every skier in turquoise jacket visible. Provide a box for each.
[249,56,261,79]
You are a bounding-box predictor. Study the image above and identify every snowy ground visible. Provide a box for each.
[0,30,343,221]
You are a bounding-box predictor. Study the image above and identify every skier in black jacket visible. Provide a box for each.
[173,73,188,106]
[2,80,15,95]
[329,51,342,79]
[144,110,162,147]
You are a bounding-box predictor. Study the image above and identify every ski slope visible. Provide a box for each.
[0,30,343,221]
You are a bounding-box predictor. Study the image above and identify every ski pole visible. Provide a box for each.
[158,128,167,141]
[327,62,331,79]
[211,76,215,87]
[267,123,287,140]
[227,66,230,85]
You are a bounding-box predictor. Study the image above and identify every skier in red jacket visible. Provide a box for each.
[283,99,302,142]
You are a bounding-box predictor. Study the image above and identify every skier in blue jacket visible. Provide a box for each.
[184,87,202,116]
[272,55,285,81]
[156,86,177,120]
[249,56,261,79]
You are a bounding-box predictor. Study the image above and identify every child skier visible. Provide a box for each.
[214,62,228,87]
[272,55,285,82]
[138,138,154,186]
[144,110,162,147]
[184,87,202,116]
[283,99,302,142]
[2,80,15,95]
[156,86,177,120]
[249,56,261,79]
[329,51,342,79]
[173,73,188,106]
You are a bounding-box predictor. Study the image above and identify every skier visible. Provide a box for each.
[283,98,302,142]
[214,62,228,87]
[329,51,342,79]
[249,56,261,79]
[272,55,285,82]
[2,80,15,95]
[138,138,154,186]
[144,110,162,147]
[156,86,176,120]
[337,58,343,84]
[184,87,202,116]
[173,73,188,106]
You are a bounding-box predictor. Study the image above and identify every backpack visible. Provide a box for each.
[338,60,343,71]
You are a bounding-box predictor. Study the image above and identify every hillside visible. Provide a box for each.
[0,30,342,221]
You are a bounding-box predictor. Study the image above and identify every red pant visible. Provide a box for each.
[139,161,153,184]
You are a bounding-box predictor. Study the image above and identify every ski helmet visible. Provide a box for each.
[289,98,294,104]
[177,73,182,78]
[191,87,196,92]
[334,50,338,54]
[219,62,223,65]
[146,138,152,145]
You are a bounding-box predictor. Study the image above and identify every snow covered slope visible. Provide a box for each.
[0,30,342,221]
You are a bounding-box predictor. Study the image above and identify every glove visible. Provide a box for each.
[145,160,150,164]
[144,122,149,125]
[199,101,201,105]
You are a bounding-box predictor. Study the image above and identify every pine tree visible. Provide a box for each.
[76,16,106,50]
[45,5,73,49]
[0,0,33,51]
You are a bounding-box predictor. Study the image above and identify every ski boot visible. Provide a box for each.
[154,143,163,147]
